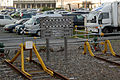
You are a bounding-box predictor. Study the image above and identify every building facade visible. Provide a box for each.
[0,0,13,9]
[56,0,101,10]
[13,0,56,9]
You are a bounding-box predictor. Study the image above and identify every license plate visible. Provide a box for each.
[13,29,16,32]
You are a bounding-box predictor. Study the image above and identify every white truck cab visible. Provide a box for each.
[87,1,120,33]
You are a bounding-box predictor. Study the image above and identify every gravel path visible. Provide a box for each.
[1,41,120,80]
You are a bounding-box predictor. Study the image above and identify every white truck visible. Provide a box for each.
[87,1,120,33]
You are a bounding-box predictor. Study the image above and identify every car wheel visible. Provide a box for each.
[18,30,23,35]
[37,31,41,37]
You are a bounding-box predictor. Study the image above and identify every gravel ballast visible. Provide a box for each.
[0,40,120,80]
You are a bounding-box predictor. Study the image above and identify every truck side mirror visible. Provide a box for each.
[34,23,36,25]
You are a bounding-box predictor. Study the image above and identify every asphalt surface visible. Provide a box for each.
[1,26,120,48]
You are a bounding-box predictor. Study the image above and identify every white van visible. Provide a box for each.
[0,14,17,26]
[24,14,62,36]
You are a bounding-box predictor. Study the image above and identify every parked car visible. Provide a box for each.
[0,14,17,27]
[0,10,9,15]
[15,25,25,35]
[57,11,69,14]
[20,13,32,19]
[41,11,62,17]
[17,13,62,36]
[63,13,84,29]
[71,10,90,17]
[3,18,29,32]
[11,11,20,18]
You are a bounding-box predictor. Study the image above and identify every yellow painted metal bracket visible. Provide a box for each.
[20,43,32,77]
[33,43,54,76]
[82,41,95,57]
[102,40,116,56]
[8,49,21,63]
[6,42,54,77]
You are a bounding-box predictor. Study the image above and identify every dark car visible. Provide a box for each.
[15,25,25,35]
[3,18,29,32]
[62,13,84,29]
[20,13,32,19]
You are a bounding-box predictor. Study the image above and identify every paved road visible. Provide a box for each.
[1,27,120,49]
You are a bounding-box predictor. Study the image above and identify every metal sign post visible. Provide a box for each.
[46,38,49,61]
[39,17,73,61]
[64,37,67,60]
[20,28,26,43]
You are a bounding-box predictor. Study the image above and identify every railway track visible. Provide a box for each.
[0,60,25,80]
[3,59,69,80]
[83,40,120,67]
[94,53,120,66]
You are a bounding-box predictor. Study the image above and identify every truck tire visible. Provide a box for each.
[36,31,41,37]
[102,27,113,33]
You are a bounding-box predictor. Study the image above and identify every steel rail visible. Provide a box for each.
[31,60,70,80]
[94,56,120,66]
[4,60,32,80]
[4,60,69,80]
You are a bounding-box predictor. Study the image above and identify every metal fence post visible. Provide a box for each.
[64,37,67,60]
[22,32,24,43]
[46,38,49,61]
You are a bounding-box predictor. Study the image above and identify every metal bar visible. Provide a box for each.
[9,50,21,63]
[30,50,32,61]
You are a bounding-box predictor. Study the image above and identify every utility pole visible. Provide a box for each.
[61,0,63,9]
[61,0,64,9]
[18,0,20,8]
[86,0,87,9]
[34,0,35,8]
[54,0,56,8]
[100,0,101,5]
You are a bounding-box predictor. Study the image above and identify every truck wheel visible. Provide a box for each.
[102,28,109,33]
[37,31,41,37]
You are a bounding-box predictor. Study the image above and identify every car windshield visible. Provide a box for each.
[22,14,31,18]
[25,18,36,25]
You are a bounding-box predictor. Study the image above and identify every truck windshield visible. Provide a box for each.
[87,11,99,23]
[87,11,99,20]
